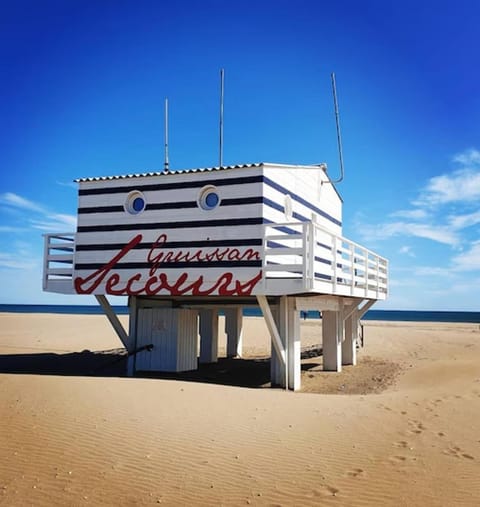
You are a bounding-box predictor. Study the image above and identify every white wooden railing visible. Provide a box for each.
[262,221,388,299]
[42,233,75,292]
[42,224,388,299]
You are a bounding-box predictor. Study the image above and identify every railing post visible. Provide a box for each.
[364,248,369,297]
[350,243,355,296]
[42,234,50,291]
[332,236,338,294]
[309,221,315,289]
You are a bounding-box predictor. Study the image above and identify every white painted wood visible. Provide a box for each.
[95,295,130,349]
[358,299,376,319]
[225,307,243,358]
[256,295,286,365]
[274,296,288,388]
[322,309,343,372]
[342,313,357,366]
[176,310,199,371]
[287,297,301,391]
[199,309,219,363]
[45,164,388,302]
[127,296,137,376]
[135,308,152,371]
[135,307,197,372]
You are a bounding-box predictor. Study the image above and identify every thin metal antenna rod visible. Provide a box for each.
[164,97,169,172]
[330,72,344,183]
[219,68,225,167]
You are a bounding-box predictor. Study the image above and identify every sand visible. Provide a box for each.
[0,313,479,506]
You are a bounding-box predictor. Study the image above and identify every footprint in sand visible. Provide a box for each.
[311,485,340,498]
[393,440,410,449]
[443,446,475,460]
[389,454,418,465]
[407,419,426,435]
[346,468,365,478]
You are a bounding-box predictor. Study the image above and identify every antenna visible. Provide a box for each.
[330,72,344,183]
[164,97,169,172]
[219,68,225,167]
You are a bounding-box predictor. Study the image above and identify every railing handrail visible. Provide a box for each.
[262,220,388,297]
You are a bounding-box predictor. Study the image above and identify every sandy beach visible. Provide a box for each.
[0,313,479,506]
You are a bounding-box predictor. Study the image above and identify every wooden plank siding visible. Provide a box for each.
[73,167,266,296]
[43,163,387,300]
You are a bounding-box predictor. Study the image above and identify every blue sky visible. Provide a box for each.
[0,0,479,309]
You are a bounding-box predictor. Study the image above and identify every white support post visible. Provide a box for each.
[322,306,344,372]
[225,307,243,358]
[95,295,130,349]
[127,296,138,376]
[287,297,301,390]
[272,298,287,388]
[257,295,287,389]
[342,312,358,366]
[358,299,376,319]
[199,309,219,363]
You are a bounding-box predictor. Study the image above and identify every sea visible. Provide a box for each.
[1,305,480,323]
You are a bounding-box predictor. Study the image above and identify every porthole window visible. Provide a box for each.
[198,185,221,211]
[125,190,146,215]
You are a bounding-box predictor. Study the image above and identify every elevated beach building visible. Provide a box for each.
[43,162,388,390]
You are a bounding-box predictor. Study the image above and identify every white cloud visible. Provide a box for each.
[452,148,480,166]
[447,210,480,230]
[416,169,480,206]
[0,192,46,213]
[451,241,480,271]
[359,148,480,250]
[30,213,77,231]
[0,192,76,233]
[414,148,480,207]
[399,245,415,257]
[362,221,458,246]
[0,252,37,270]
[414,266,452,277]
[391,209,429,220]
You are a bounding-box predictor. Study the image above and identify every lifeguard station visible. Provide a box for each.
[43,161,388,390]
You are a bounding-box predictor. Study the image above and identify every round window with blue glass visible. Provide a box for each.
[198,185,221,211]
[125,190,146,215]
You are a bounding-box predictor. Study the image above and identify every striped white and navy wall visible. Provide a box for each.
[261,165,343,285]
[73,167,266,297]
[72,163,344,297]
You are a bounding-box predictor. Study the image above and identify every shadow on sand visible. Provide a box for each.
[0,345,323,389]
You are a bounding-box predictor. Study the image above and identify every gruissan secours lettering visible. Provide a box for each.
[74,233,263,296]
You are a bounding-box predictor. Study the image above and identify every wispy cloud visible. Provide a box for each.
[361,221,459,245]
[413,266,453,277]
[0,192,76,233]
[391,209,429,220]
[415,148,480,207]
[399,245,415,257]
[0,251,37,270]
[0,192,46,213]
[451,241,480,271]
[452,148,480,166]
[359,148,480,249]
[447,210,480,230]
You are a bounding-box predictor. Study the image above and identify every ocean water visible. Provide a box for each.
[1,304,480,323]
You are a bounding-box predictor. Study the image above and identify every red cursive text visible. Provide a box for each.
[74,233,263,296]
